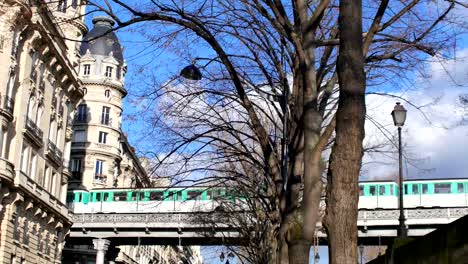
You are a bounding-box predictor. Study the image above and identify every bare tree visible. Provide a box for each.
[47,0,465,262]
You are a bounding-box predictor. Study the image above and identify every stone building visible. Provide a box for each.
[0,0,86,263]
[67,16,150,191]
[62,16,203,264]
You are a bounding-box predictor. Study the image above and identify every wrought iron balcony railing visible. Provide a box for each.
[74,114,89,123]
[24,116,43,141]
[47,139,62,163]
[94,174,107,183]
[100,116,112,126]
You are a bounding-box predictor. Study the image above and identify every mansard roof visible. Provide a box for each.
[79,16,124,64]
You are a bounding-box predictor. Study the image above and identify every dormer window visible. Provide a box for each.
[105,66,113,78]
[83,64,90,76]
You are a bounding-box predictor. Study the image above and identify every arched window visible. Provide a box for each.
[104,89,110,98]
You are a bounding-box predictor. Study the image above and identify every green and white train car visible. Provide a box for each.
[67,187,247,214]
[67,178,468,214]
[358,178,468,209]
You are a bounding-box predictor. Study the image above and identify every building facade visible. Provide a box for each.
[63,16,203,264]
[0,0,86,263]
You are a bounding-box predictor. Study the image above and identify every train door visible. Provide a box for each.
[81,192,90,204]
[165,190,182,211]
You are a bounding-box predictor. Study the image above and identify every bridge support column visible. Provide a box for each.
[93,238,110,264]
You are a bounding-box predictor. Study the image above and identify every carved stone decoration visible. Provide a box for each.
[33,206,42,217]
[47,214,56,225]
[55,220,63,230]
[65,126,73,141]
[24,198,34,211]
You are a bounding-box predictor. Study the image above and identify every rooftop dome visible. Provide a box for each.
[79,17,124,64]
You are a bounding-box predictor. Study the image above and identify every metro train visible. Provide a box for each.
[66,178,468,214]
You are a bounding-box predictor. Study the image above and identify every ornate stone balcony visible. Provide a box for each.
[0,158,14,184]
[15,170,71,219]
[2,95,14,115]
[0,95,15,123]
[45,139,63,166]
[23,116,44,147]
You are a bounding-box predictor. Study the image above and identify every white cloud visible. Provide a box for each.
[362,49,468,180]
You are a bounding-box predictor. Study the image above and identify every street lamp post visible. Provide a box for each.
[359,244,364,264]
[391,102,407,238]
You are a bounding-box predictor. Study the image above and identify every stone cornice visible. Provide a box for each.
[81,79,127,97]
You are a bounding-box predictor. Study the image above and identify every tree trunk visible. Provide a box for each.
[324,0,366,263]
[289,240,311,264]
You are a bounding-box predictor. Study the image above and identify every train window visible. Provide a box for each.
[422,184,429,194]
[434,183,451,194]
[103,193,109,201]
[404,184,409,194]
[66,193,73,203]
[187,191,202,200]
[457,183,464,193]
[359,186,364,196]
[130,192,139,201]
[379,186,385,195]
[95,193,102,201]
[150,192,164,201]
[369,186,376,196]
[114,192,127,201]
[207,190,222,199]
[389,186,394,195]
[412,185,419,194]
[167,191,181,201]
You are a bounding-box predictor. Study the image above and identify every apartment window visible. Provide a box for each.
[50,172,57,195]
[105,66,113,77]
[22,219,29,245]
[45,233,50,254]
[72,130,85,142]
[83,64,90,75]
[44,166,50,190]
[104,89,110,98]
[95,160,104,180]
[101,106,110,125]
[76,104,87,121]
[13,207,20,240]
[29,51,37,81]
[71,0,78,9]
[38,228,43,252]
[98,131,107,144]
[70,159,82,172]
[83,88,87,94]
[29,152,37,180]
[20,144,29,173]
[70,159,82,180]
[58,0,67,12]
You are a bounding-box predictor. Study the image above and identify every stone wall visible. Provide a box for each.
[368,214,468,264]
